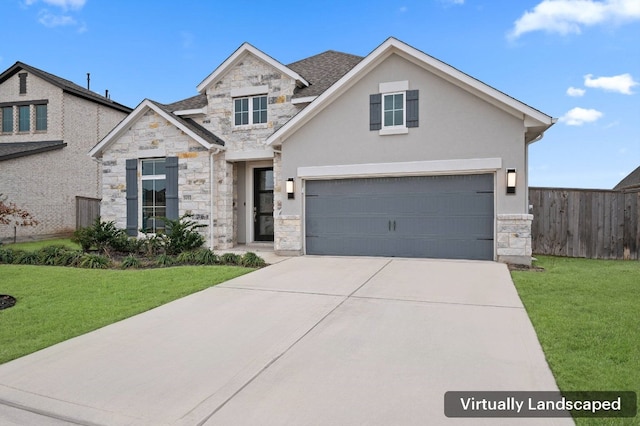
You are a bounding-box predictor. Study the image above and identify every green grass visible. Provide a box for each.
[3,238,80,251]
[511,256,640,425]
[0,264,253,364]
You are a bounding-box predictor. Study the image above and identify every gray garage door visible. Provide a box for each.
[305,174,494,260]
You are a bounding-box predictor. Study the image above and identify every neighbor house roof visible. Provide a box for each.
[287,50,364,99]
[0,141,66,162]
[0,62,132,113]
[614,166,640,191]
[267,37,556,146]
[89,99,225,158]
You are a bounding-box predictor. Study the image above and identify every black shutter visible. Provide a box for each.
[165,156,179,220]
[125,159,138,236]
[369,94,382,131]
[406,90,419,128]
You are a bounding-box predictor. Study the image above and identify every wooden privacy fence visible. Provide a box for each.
[75,196,100,229]
[529,187,640,260]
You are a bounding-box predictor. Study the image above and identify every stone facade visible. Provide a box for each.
[0,68,128,242]
[496,214,533,265]
[100,109,213,244]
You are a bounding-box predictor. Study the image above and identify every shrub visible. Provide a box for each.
[155,254,175,267]
[164,214,206,255]
[140,234,166,257]
[78,253,111,269]
[13,250,39,265]
[57,250,83,267]
[120,255,141,269]
[72,217,126,255]
[36,245,68,266]
[195,248,218,265]
[176,250,198,265]
[0,247,15,264]
[220,253,241,266]
[241,252,266,268]
[109,234,140,254]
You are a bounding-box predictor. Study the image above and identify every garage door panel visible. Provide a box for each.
[305,174,494,260]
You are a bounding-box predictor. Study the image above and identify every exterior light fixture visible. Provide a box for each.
[286,178,295,199]
[506,169,517,194]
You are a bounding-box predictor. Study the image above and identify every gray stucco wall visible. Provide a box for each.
[279,53,528,218]
[0,72,128,241]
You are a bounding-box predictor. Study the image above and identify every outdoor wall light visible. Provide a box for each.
[286,178,295,199]
[506,169,517,195]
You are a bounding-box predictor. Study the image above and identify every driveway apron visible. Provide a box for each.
[0,257,572,425]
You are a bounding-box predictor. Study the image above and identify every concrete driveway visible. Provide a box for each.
[0,257,572,425]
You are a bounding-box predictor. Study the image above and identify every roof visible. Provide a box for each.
[89,99,225,158]
[0,62,132,114]
[614,166,640,191]
[0,141,66,161]
[267,37,556,146]
[288,51,364,99]
[164,94,208,112]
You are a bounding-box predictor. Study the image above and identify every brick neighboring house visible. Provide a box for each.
[91,38,555,265]
[0,62,131,242]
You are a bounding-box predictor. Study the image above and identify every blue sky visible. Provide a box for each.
[1,0,638,189]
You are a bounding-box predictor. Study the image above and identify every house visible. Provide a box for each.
[614,165,640,191]
[0,62,131,241]
[90,38,555,265]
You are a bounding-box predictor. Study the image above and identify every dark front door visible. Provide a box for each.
[254,167,274,242]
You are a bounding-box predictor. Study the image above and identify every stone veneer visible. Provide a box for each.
[496,214,533,266]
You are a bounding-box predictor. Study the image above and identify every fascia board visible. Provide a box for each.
[89,100,218,157]
[196,43,309,94]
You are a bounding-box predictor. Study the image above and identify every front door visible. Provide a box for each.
[253,167,274,242]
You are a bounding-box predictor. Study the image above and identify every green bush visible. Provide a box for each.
[196,248,218,265]
[220,253,241,266]
[36,245,69,266]
[241,252,266,268]
[140,234,166,257]
[13,250,40,265]
[120,255,141,269]
[57,250,83,267]
[155,254,175,267]
[176,250,198,265]
[164,214,206,255]
[72,217,127,255]
[0,247,15,264]
[78,253,111,269]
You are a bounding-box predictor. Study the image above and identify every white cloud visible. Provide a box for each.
[584,73,638,94]
[566,86,586,96]
[509,0,640,39]
[27,0,86,9]
[559,107,603,125]
[38,10,77,27]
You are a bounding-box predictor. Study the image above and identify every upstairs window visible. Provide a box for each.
[19,73,27,94]
[383,93,404,128]
[1,106,12,133]
[35,104,47,131]
[18,105,30,132]
[234,95,267,126]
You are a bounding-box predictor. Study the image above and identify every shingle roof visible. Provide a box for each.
[614,166,640,191]
[0,62,132,113]
[163,94,208,111]
[0,141,66,162]
[288,50,364,98]
[150,100,225,147]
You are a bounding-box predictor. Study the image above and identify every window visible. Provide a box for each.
[141,159,166,233]
[383,93,404,128]
[234,95,267,126]
[35,104,47,131]
[18,105,30,132]
[1,107,12,133]
[19,73,27,94]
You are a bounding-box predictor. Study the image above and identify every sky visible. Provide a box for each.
[1,0,638,189]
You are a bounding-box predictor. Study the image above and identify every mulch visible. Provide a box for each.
[0,295,17,310]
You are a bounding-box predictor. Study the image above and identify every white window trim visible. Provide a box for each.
[234,94,268,127]
[381,91,406,130]
[140,158,167,234]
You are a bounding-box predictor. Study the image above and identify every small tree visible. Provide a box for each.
[0,194,38,243]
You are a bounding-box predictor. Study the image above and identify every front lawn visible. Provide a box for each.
[3,238,80,251]
[511,256,640,425]
[0,264,253,364]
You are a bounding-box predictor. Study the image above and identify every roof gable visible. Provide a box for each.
[196,43,309,94]
[0,62,131,113]
[89,99,224,158]
[266,37,555,146]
